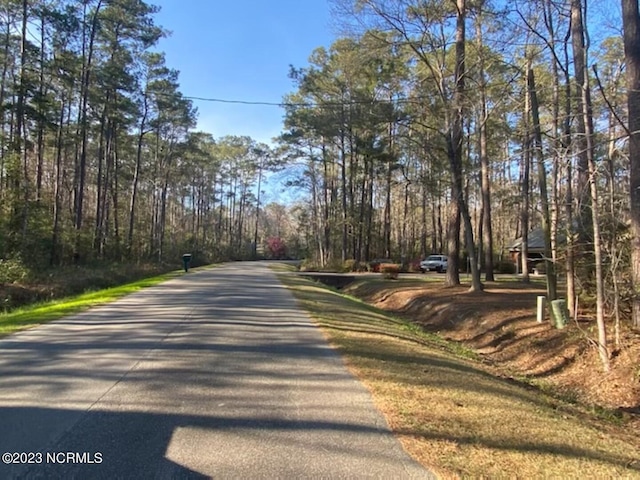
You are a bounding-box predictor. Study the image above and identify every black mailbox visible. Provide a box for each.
[182,253,192,272]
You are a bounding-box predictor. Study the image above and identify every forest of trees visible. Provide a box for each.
[1,0,640,371]
[0,0,292,272]
[275,0,640,371]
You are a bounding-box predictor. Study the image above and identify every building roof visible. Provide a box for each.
[509,228,550,252]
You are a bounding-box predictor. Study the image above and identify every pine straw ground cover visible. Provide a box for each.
[344,277,640,412]
[274,267,640,478]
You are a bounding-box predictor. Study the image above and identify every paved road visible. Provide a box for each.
[0,262,431,479]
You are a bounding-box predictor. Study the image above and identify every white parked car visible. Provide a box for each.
[420,255,448,273]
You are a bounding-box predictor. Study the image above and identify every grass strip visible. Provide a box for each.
[0,270,185,337]
[275,266,640,478]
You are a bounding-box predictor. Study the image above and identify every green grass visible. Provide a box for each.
[275,265,640,478]
[0,270,184,336]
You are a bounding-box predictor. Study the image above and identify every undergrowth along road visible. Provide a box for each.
[0,268,196,337]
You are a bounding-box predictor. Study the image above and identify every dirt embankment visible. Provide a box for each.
[344,279,640,414]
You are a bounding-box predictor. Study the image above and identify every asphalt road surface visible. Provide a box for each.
[0,262,432,479]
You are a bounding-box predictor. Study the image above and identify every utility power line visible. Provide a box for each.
[183,96,288,106]
[180,95,423,108]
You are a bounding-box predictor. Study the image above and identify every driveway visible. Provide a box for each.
[0,262,432,479]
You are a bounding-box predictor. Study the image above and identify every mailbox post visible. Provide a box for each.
[182,253,192,272]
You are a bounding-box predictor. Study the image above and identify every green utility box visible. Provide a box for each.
[550,299,569,329]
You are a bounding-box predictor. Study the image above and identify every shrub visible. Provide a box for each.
[322,259,345,272]
[532,261,547,274]
[342,259,357,272]
[368,258,392,273]
[343,259,367,272]
[495,261,516,274]
[0,258,29,284]
[380,263,400,280]
[299,259,320,272]
[266,237,288,259]
[408,259,423,273]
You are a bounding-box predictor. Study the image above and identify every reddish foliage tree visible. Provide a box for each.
[266,237,287,259]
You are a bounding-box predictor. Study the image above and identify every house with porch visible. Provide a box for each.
[508,228,549,274]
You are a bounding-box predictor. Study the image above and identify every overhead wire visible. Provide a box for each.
[180,95,425,108]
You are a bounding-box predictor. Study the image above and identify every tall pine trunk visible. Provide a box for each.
[520,58,531,282]
[622,0,640,329]
[572,0,609,369]
[74,0,102,237]
[528,66,558,301]
[476,12,494,281]
[571,0,593,272]
[128,100,148,255]
[451,0,482,292]
[50,97,66,265]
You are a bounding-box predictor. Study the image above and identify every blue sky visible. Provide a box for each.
[153,0,334,146]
